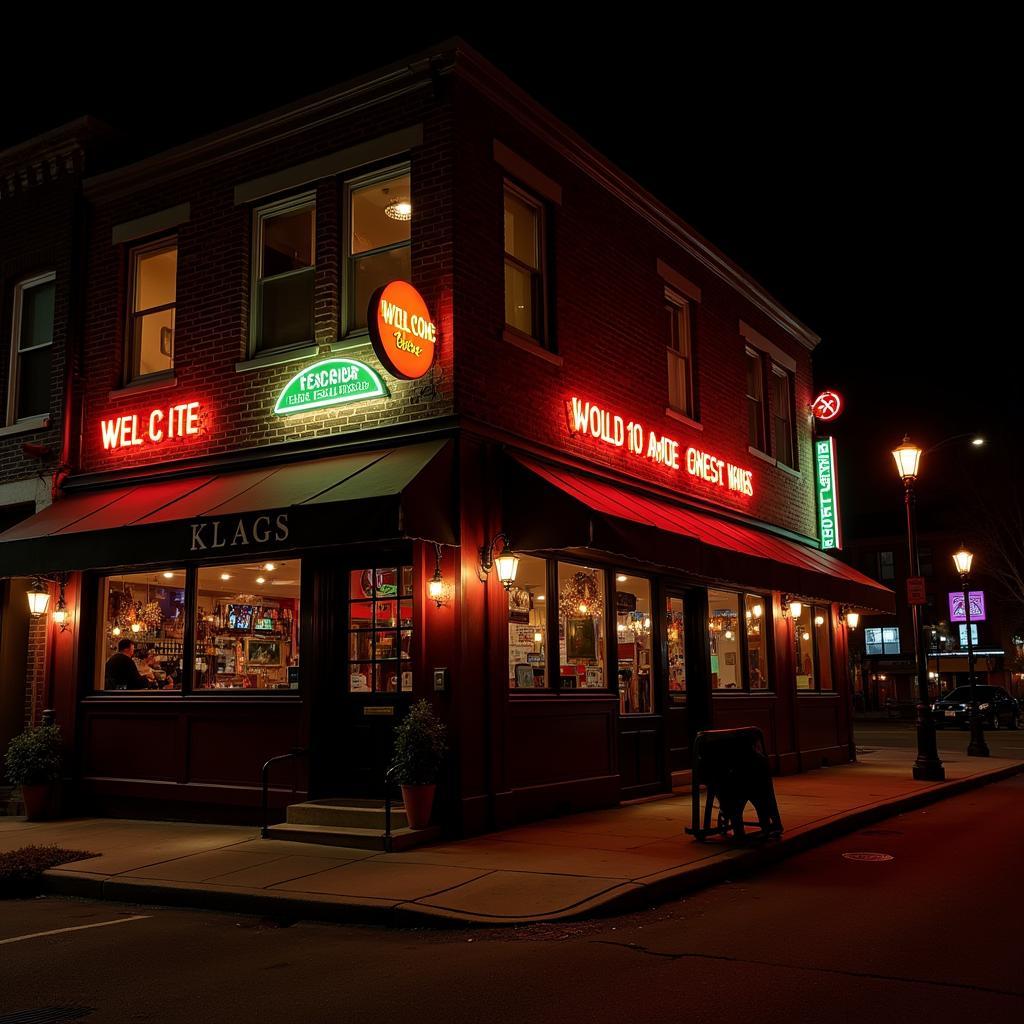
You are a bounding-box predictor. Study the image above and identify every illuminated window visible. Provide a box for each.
[348,167,411,331]
[666,595,687,699]
[709,590,772,692]
[770,365,795,468]
[194,561,301,691]
[507,555,549,690]
[252,194,315,353]
[796,604,834,691]
[665,291,696,419]
[615,574,653,714]
[6,272,54,424]
[348,567,414,693]
[95,570,185,691]
[878,550,895,581]
[745,347,766,451]
[558,563,606,690]
[503,181,549,346]
[127,240,176,382]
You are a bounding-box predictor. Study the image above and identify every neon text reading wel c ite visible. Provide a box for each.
[100,401,203,450]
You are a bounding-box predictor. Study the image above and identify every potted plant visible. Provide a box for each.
[4,724,62,821]
[390,699,447,829]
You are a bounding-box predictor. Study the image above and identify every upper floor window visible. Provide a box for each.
[252,194,315,354]
[127,240,177,382]
[6,272,55,425]
[865,626,901,655]
[665,291,696,419]
[503,181,548,346]
[878,550,895,581]
[770,365,795,468]
[745,347,766,450]
[348,167,411,332]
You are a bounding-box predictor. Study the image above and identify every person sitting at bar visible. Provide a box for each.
[104,638,145,690]
[135,647,158,687]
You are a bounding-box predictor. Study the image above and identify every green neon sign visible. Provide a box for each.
[815,436,842,551]
[273,358,388,415]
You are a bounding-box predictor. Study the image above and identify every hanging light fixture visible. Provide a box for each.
[427,543,450,608]
[383,190,413,222]
[26,578,50,617]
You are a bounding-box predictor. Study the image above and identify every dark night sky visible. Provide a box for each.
[2,17,1015,535]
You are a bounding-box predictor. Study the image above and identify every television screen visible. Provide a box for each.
[227,604,253,630]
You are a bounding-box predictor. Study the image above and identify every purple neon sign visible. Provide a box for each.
[949,591,986,623]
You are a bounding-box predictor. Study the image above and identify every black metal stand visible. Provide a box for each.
[905,483,945,781]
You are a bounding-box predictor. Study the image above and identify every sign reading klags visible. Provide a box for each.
[367,281,437,380]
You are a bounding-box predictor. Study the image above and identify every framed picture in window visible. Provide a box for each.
[515,664,536,688]
[245,637,282,666]
[565,617,597,660]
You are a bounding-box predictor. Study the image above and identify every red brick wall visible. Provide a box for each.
[78,91,454,476]
[451,77,818,540]
[24,613,48,726]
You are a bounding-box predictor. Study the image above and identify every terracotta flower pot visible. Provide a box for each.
[400,783,436,830]
[21,783,51,821]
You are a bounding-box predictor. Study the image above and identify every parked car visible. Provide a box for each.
[931,686,1020,729]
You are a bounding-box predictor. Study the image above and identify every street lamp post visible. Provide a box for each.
[892,437,945,781]
[953,546,989,757]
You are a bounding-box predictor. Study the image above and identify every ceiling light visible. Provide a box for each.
[616,574,628,583]
[263,563,276,571]
[536,594,545,602]
[256,576,266,585]
[384,196,412,221]
[162,572,174,579]
[220,573,232,581]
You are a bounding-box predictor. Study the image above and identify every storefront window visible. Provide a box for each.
[558,563,607,690]
[507,555,548,690]
[348,566,414,693]
[709,589,742,690]
[744,594,770,690]
[615,574,653,714]
[194,561,300,691]
[794,605,814,690]
[95,570,185,690]
[666,596,687,699]
[814,607,834,691]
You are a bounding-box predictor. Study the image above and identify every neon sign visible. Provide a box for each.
[811,390,843,421]
[274,358,388,415]
[368,281,437,380]
[815,436,842,550]
[100,401,203,450]
[565,397,754,496]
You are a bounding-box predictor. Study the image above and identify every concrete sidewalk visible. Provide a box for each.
[3,747,1020,925]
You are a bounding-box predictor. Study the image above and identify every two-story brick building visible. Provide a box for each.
[0,41,891,832]
[0,119,106,767]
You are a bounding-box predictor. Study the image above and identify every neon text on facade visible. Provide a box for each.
[565,397,754,497]
[100,401,203,450]
[815,436,842,550]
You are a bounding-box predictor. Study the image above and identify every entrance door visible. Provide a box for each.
[318,561,416,798]
[615,573,664,796]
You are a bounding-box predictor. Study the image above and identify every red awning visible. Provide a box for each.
[507,453,894,612]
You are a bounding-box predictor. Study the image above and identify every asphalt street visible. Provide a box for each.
[855,717,1024,759]
[2,776,1023,1024]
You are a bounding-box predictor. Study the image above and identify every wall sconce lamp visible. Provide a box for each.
[427,543,452,608]
[782,596,803,619]
[479,532,520,590]
[27,572,71,631]
[841,606,860,629]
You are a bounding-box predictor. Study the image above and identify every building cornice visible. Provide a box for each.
[0,116,111,200]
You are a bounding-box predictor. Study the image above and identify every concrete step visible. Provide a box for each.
[286,799,408,830]
[264,822,440,852]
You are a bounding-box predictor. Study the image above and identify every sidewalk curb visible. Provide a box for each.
[41,761,1024,928]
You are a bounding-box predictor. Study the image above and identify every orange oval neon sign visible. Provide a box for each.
[367,281,437,380]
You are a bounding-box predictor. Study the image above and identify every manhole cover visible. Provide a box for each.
[842,852,894,862]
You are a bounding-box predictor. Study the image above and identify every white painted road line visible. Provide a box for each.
[0,915,151,946]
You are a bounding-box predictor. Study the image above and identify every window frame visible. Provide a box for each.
[864,626,901,656]
[341,162,412,339]
[125,237,178,385]
[795,603,836,693]
[503,178,551,349]
[878,550,895,581]
[745,346,767,452]
[249,191,317,357]
[6,270,56,426]
[665,288,697,420]
[90,560,304,697]
[769,363,796,468]
[346,563,415,696]
[709,588,773,693]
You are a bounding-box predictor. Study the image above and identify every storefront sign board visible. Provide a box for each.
[815,436,842,550]
[100,401,204,451]
[368,281,437,380]
[274,358,387,415]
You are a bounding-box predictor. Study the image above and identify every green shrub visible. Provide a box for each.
[390,699,447,786]
[4,724,62,785]
[0,845,96,899]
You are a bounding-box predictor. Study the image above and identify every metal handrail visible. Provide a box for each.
[384,764,401,853]
[260,748,308,838]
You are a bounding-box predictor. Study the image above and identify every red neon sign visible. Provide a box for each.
[100,401,204,451]
[811,390,843,421]
[565,397,754,497]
